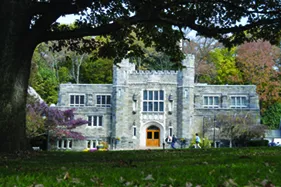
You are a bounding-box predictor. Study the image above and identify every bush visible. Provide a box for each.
[101,141,109,149]
[247,139,269,147]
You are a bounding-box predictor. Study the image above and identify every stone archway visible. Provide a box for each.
[140,121,164,147]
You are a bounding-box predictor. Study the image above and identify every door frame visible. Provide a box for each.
[140,121,164,147]
[146,127,160,147]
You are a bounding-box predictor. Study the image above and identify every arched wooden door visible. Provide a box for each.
[146,126,160,147]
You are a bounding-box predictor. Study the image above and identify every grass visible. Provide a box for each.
[0,147,281,186]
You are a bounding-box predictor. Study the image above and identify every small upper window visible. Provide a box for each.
[70,95,85,107]
[203,96,220,108]
[230,96,248,108]
[96,95,111,107]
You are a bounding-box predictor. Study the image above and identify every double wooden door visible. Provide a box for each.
[146,126,160,147]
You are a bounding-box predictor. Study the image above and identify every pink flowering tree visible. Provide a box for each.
[26,98,87,142]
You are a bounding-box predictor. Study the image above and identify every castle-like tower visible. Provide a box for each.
[110,55,197,149]
[112,59,136,148]
[177,54,195,139]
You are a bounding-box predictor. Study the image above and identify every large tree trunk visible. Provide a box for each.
[0,2,38,152]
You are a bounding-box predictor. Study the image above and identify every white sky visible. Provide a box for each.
[57,15,78,24]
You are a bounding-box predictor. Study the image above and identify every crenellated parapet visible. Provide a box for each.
[130,70,178,75]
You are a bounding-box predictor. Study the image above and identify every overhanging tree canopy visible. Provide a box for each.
[1,0,281,152]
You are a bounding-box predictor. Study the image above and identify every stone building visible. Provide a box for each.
[54,54,260,150]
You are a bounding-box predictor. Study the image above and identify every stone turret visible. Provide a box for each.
[181,54,195,86]
[177,54,195,139]
[112,59,136,147]
[113,59,135,85]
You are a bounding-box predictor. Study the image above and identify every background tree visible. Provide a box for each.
[2,1,281,152]
[36,42,67,81]
[208,47,242,85]
[58,66,73,84]
[34,62,59,104]
[262,103,281,129]
[182,36,222,83]
[216,113,267,147]
[131,50,174,71]
[196,41,281,129]
[30,44,63,104]
[80,58,113,84]
[236,41,281,112]
[31,41,114,103]
[128,32,176,71]
[68,52,88,84]
[29,53,59,104]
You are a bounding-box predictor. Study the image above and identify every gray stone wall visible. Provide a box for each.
[192,84,260,146]
[55,84,113,151]
[194,84,259,109]
[57,84,112,107]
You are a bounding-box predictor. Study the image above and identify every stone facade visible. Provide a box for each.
[54,54,260,151]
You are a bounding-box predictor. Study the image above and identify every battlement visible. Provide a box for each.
[114,55,195,85]
[131,70,178,75]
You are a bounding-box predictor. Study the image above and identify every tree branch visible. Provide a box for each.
[30,0,91,42]
[34,0,281,44]
[40,15,144,42]
[158,15,281,37]
[159,0,281,17]
[29,0,92,15]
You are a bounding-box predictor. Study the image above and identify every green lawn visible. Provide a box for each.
[0,147,281,186]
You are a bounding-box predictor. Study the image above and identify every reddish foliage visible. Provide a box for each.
[182,37,222,83]
[236,41,281,112]
[26,101,87,140]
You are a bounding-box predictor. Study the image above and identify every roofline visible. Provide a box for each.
[195,84,256,87]
[60,83,113,86]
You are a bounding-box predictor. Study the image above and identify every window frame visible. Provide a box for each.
[88,115,103,127]
[96,94,111,108]
[86,140,101,149]
[133,126,137,137]
[203,95,220,108]
[230,95,248,108]
[57,139,73,149]
[69,94,85,107]
[142,90,164,112]
[169,127,173,137]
